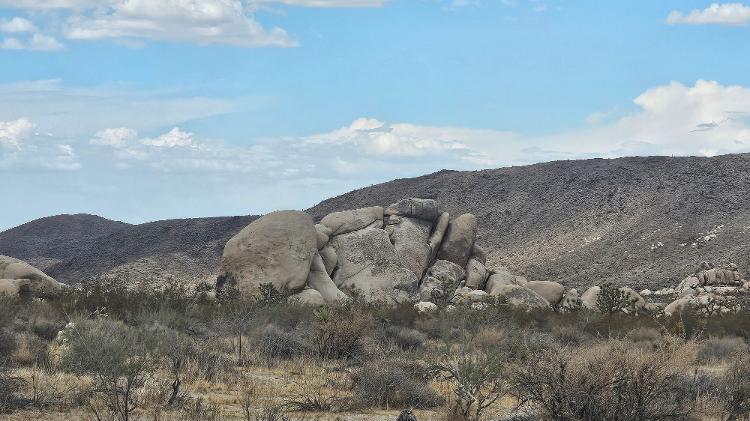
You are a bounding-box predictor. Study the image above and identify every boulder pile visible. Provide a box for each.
[661,262,749,316]
[216,198,648,310]
[0,255,65,297]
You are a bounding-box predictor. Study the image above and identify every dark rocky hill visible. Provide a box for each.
[0,214,256,286]
[3,154,750,290]
[308,154,750,290]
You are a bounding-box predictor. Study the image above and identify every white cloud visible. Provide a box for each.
[668,3,750,26]
[90,127,138,147]
[1,37,23,49]
[0,79,236,137]
[257,0,387,7]
[0,33,65,51]
[0,118,35,149]
[61,0,295,47]
[141,127,195,147]
[0,17,36,33]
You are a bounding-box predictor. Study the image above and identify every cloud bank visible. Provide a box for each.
[668,3,750,26]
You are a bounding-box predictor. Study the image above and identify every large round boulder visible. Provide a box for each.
[0,255,64,296]
[485,267,515,295]
[525,281,565,306]
[489,284,550,310]
[436,213,478,267]
[217,211,318,296]
[464,258,488,290]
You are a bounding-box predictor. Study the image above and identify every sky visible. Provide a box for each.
[1,1,750,230]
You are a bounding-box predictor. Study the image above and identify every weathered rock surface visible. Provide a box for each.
[489,284,549,310]
[386,216,433,278]
[580,286,601,310]
[0,255,64,296]
[330,227,418,303]
[485,267,515,294]
[464,258,488,290]
[525,281,565,306]
[217,211,318,296]
[288,288,326,306]
[319,206,384,236]
[558,288,581,312]
[427,212,450,262]
[306,252,348,303]
[436,213,477,267]
[319,245,338,275]
[385,198,439,222]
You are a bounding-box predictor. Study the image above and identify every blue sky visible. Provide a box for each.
[1,0,750,230]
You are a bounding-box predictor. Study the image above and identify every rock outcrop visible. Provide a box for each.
[217,211,318,296]
[0,255,65,297]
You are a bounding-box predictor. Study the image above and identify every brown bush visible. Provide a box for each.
[510,338,699,421]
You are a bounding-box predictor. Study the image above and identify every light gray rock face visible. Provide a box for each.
[319,245,338,276]
[452,287,488,305]
[620,287,647,311]
[288,288,326,306]
[306,252,348,303]
[314,224,331,249]
[489,284,550,310]
[525,281,565,306]
[419,259,465,302]
[217,211,318,296]
[558,289,581,312]
[471,244,487,265]
[427,212,450,262]
[581,286,601,310]
[664,297,691,316]
[319,206,384,236]
[465,258,488,290]
[386,215,433,278]
[330,227,418,303]
[385,198,439,222]
[485,267,515,295]
[436,213,478,267]
[0,255,64,296]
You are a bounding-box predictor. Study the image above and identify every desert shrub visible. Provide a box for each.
[385,326,427,350]
[58,318,158,421]
[31,319,63,341]
[432,340,507,421]
[282,368,349,412]
[510,339,698,421]
[697,336,748,363]
[255,324,307,361]
[255,406,304,421]
[353,359,443,409]
[0,328,20,412]
[311,306,371,360]
[181,396,222,421]
[626,327,664,345]
[716,353,750,420]
[596,282,638,314]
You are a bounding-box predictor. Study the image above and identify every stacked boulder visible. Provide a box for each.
[663,262,747,316]
[217,198,586,309]
[0,255,65,297]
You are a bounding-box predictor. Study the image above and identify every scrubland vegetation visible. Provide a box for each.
[2,281,750,420]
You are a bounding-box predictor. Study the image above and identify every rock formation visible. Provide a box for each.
[0,255,65,297]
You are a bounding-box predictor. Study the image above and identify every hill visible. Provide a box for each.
[308,154,750,290]
[2,154,750,290]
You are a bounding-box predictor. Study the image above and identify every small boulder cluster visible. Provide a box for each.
[0,255,65,298]
[660,262,748,316]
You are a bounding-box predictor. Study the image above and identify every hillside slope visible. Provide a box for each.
[0,214,256,286]
[2,154,749,290]
[308,154,750,290]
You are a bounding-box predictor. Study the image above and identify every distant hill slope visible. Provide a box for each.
[0,214,256,286]
[308,154,750,290]
[2,154,750,290]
